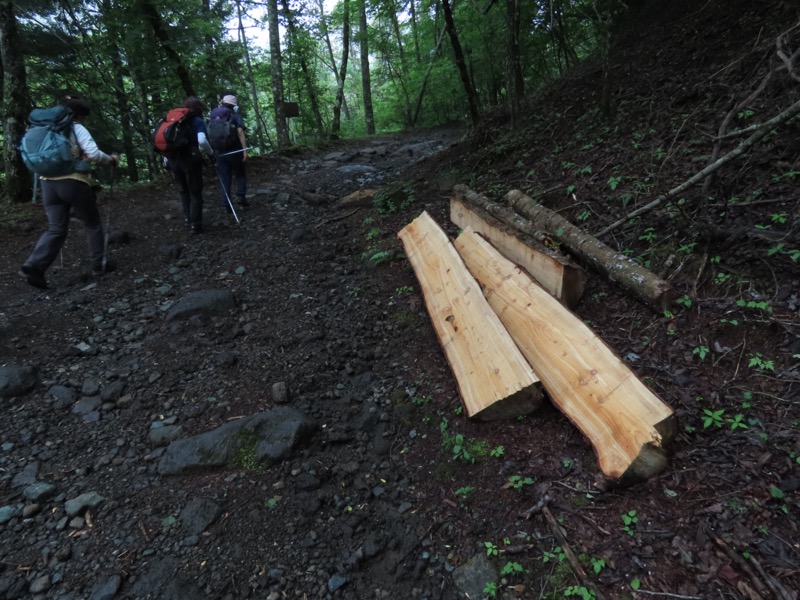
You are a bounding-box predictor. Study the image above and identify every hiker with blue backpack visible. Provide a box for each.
[19,95,120,290]
[208,94,249,211]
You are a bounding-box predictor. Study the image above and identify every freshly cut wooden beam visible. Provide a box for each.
[397,211,543,420]
[455,227,677,483]
[450,193,586,308]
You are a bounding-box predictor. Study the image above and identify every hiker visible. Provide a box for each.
[166,96,214,234]
[210,94,249,211]
[20,95,120,290]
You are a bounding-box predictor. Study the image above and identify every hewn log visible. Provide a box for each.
[397,211,543,420]
[505,189,678,312]
[450,193,586,308]
[454,227,677,483]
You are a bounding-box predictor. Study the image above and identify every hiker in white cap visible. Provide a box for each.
[208,93,249,211]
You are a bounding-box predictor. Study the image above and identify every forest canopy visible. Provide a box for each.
[1,0,618,200]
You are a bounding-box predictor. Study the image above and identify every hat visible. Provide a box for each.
[221,95,238,106]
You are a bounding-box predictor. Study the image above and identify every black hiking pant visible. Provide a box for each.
[169,156,204,228]
[24,178,105,273]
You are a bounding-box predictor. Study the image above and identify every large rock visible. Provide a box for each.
[0,364,38,398]
[165,290,236,322]
[158,407,317,475]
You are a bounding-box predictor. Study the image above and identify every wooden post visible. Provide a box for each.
[397,211,543,420]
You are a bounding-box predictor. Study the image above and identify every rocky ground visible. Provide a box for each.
[2,1,800,599]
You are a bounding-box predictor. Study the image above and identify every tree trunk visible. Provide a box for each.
[408,0,421,63]
[440,0,480,126]
[139,0,195,97]
[101,0,138,182]
[505,0,524,119]
[358,0,375,134]
[266,0,291,148]
[281,0,324,137]
[236,1,273,150]
[0,0,31,204]
[504,189,678,311]
[411,23,447,126]
[329,0,351,136]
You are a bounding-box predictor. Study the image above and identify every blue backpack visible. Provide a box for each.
[207,106,239,152]
[19,106,78,177]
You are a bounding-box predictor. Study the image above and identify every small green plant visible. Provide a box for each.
[675,294,693,308]
[362,249,393,265]
[631,578,641,590]
[726,413,749,430]
[490,445,504,458]
[621,510,638,536]
[562,458,572,469]
[677,242,697,254]
[702,408,725,429]
[576,209,591,222]
[507,474,534,490]
[412,394,431,406]
[654,146,665,161]
[484,541,499,557]
[265,497,279,509]
[566,184,576,195]
[542,546,566,563]
[736,298,773,314]
[395,285,413,295]
[692,345,710,360]
[455,486,475,499]
[748,353,775,372]
[578,165,593,175]
[499,561,525,576]
[608,175,622,190]
[590,556,606,574]
[638,227,656,243]
[366,227,381,240]
[483,581,497,598]
[565,586,596,600]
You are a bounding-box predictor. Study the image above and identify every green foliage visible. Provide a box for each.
[620,510,638,536]
[507,475,534,490]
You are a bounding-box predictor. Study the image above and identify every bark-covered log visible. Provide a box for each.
[504,189,678,312]
[451,192,586,308]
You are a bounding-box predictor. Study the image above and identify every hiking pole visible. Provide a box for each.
[102,165,113,273]
[213,162,240,224]
[215,147,254,157]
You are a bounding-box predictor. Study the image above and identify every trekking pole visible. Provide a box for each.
[102,165,113,273]
[216,147,254,157]
[213,161,240,225]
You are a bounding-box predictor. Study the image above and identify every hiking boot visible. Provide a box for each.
[20,264,47,289]
[190,223,204,234]
[237,196,250,207]
[92,258,117,276]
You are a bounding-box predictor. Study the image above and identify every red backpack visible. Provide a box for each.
[152,108,195,158]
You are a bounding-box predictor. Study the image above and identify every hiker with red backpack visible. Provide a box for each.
[20,94,120,289]
[208,94,249,211]
[154,96,214,234]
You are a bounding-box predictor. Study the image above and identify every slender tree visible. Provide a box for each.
[330,0,352,136]
[441,0,480,125]
[0,0,31,203]
[267,0,291,147]
[358,0,375,134]
[138,0,196,97]
[281,0,325,136]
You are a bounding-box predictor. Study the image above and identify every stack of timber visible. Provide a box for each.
[453,184,678,312]
[398,210,677,483]
[397,211,543,421]
[450,189,586,308]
